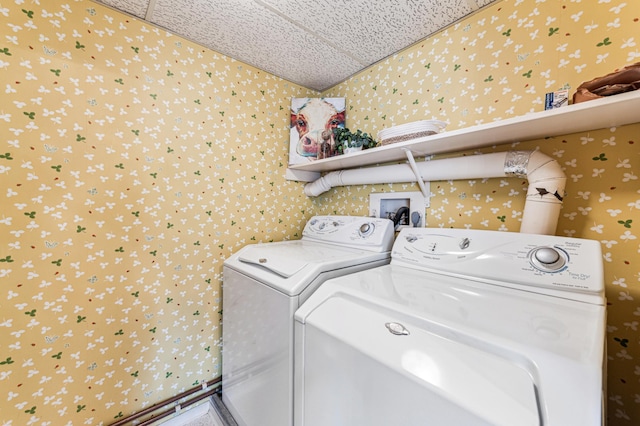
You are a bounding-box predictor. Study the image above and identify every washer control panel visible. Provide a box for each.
[302,216,395,252]
[392,228,604,302]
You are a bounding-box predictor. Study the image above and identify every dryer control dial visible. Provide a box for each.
[528,246,567,272]
[358,222,375,238]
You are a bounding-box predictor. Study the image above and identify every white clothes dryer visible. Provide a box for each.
[294,227,606,426]
[222,216,395,426]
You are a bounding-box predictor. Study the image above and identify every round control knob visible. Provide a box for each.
[359,222,375,237]
[534,247,560,264]
[528,246,566,272]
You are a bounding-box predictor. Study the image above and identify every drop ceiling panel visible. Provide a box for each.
[149,0,364,90]
[93,0,500,91]
[98,0,149,19]
[261,0,476,65]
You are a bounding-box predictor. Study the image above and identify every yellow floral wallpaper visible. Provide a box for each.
[0,0,639,425]
[321,1,640,424]
[0,1,318,424]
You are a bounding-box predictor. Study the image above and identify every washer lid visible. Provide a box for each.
[239,244,310,278]
[226,240,389,296]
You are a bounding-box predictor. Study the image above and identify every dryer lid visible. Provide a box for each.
[301,295,541,426]
[295,264,605,425]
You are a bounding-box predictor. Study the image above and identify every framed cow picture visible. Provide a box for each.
[289,97,346,165]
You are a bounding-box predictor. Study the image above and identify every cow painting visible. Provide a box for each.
[289,98,345,164]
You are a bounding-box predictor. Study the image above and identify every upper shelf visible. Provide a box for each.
[287,90,640,176]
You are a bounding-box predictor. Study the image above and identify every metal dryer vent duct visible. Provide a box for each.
[303,150,566,235]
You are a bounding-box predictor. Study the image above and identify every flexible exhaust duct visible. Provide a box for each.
[304,150,566,235]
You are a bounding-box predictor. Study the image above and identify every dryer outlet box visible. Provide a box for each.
[369,190,429,229]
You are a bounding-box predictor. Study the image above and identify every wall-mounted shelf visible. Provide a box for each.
[285,90,640,182]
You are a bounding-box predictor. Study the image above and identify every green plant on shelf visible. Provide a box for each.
[332,127,378,155]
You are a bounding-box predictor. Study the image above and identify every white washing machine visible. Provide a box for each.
[294,227,606,426]
[222,215,395,426]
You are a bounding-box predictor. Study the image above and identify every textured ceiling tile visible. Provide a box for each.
[92,0,501,90]
[94,0,150,18]
[261,0,476,64]
[475,0,497,7]
[148,0,362,90]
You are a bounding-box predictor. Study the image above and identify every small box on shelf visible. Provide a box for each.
[545,89,569,110]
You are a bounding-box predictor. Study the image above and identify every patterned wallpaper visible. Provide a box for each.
[323,1,640,424]
[0,1,318,424]
[0,1,639,426]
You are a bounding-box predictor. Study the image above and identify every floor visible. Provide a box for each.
[155,394,236,426]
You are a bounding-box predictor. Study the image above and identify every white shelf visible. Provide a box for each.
[286,90,640,181]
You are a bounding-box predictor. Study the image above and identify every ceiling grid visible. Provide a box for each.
[94,0,499,91]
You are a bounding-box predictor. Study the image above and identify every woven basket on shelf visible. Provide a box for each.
[380,130,438,145]
[377,120,447,146]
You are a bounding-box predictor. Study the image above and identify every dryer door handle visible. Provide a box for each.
[385,322,410,336]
